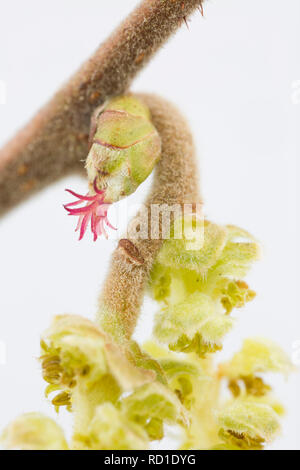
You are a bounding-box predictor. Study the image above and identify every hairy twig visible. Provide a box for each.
[98,94,200,343]
[0,0,204,216]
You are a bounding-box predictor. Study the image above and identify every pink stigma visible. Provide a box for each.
[64,180,116,241]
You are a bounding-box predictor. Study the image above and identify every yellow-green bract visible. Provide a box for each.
[150,219,260,357]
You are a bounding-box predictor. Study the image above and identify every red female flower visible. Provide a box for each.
[64,180,116,241]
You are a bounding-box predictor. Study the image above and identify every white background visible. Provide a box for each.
[0,0,299,450]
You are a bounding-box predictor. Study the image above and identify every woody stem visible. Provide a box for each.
[97,94,201,344]
[0,0,204,216]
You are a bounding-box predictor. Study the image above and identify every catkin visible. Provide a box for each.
[97,94,201,342]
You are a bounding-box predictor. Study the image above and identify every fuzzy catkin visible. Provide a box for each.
[0,0,204,215]
[97,94,201,343]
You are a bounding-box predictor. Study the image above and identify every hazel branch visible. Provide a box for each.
[97,94,201,343]
[0,0,204,216]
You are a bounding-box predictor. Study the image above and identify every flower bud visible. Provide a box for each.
[87,95,161,200]
[64,95,161,241]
